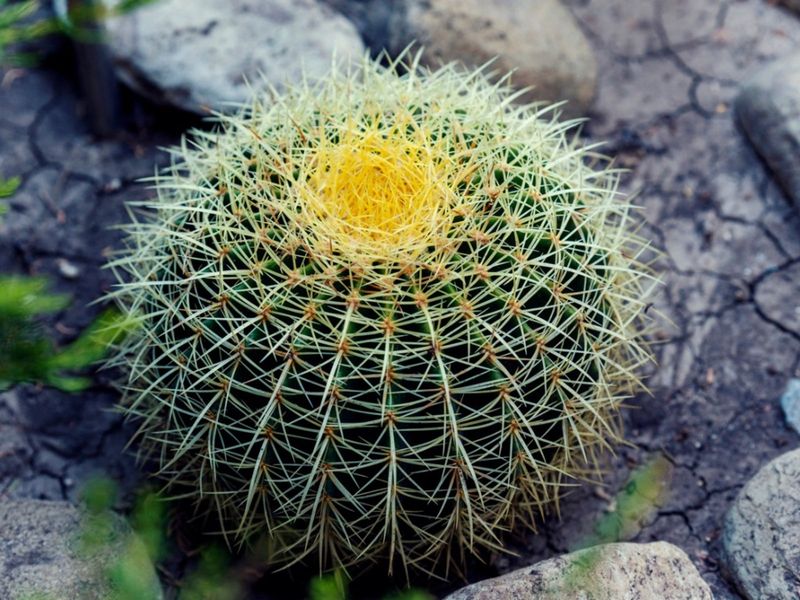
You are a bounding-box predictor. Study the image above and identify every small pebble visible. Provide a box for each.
[780,378,800,434]
[57,259,80,279]
[104,177,122,193]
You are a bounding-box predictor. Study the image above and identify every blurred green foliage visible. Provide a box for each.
[75,476,436,600]
[0,276,132,391]
[81,477,245,599]
[0,174,20,197]
[81,478,165,600]
[588,455,672,547]
[180,545,243,600]
[0,174,21,216]
[554,455,673,595]
[309,570,434,600]
[1,174,132,391]
[0,0,57,67]
[382,591,436,600]
[309,570,348,600]
[0,0,160,66]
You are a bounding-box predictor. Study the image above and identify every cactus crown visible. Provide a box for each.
[107,55,654,577]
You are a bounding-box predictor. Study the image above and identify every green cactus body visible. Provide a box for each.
[107,56,653,574]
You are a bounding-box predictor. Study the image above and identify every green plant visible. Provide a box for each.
[107,55,654,575]
[309,570,348,600]
[0,177,131,390]
[0,174,20,197]
[77,478,164,600]
[0,0,158,67]
[0,174,20,216]
[79,477,242,600]
[0,1,57,67]
[0,276,129,391]
[309,570,433,600]
[555,455,671,595]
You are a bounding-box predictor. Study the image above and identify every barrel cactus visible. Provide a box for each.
[107,55,653,574]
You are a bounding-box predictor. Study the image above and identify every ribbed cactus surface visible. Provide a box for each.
[108,56,653,574]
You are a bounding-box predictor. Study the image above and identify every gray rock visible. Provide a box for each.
[778,0,800,14]
[318,0,394,52]
[735,52,800,207]
[723,448,800,599]
[0,499,163,600]
[444,542,713,600]
[388,0,597,118]
[103,0,365,114]
[781,378,800,434]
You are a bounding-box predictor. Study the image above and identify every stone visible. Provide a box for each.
[723,449,800,599]
[388,0,597,118]
[103,0,365,114]
[57,258,81,279]
[778,0,800,14]
[781,378,800,434]
[318,0,394,52]
[735,52,800,208]
[444,542,712,599]
[0,499,163,600]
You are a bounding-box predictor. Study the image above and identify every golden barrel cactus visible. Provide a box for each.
[107,55,653,575]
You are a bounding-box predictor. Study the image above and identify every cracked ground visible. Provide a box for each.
[2,0,800,598]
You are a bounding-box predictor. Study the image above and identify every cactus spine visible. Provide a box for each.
[107,55,653,575]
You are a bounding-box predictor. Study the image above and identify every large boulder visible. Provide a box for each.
[735,52,800,208]
[388,0,597,118]
[103,0,365,114]
[0,499,162,600]
[723,448,800,600]
[445,542,712,599]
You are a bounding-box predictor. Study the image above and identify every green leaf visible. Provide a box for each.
[81,477,118,514]
[180,545,242,600]
[106,537,162,600]
[0,277,131,391]
[0,1,53,66]
[44,374,91,392]
[114,0,160,15]
[130,489,168,562]
[0,276,70,316]
[49,308,134,370]
[0,1,39,30]
[383,591,435,600]
[0,175,20,198]
[309,571,348,600]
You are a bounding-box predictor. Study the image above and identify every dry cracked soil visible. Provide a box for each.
[2,0,800,598]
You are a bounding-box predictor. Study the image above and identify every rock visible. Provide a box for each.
[318,0,394,52]
[778,0,800,15]
[57,258,81,279]
[0,499,163,600]
[735,52,800,208]
[388,0,597,118]
[103,0,365,114]
[781,378,800,434]
[723,448,800,599]
[444,542,712,599]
